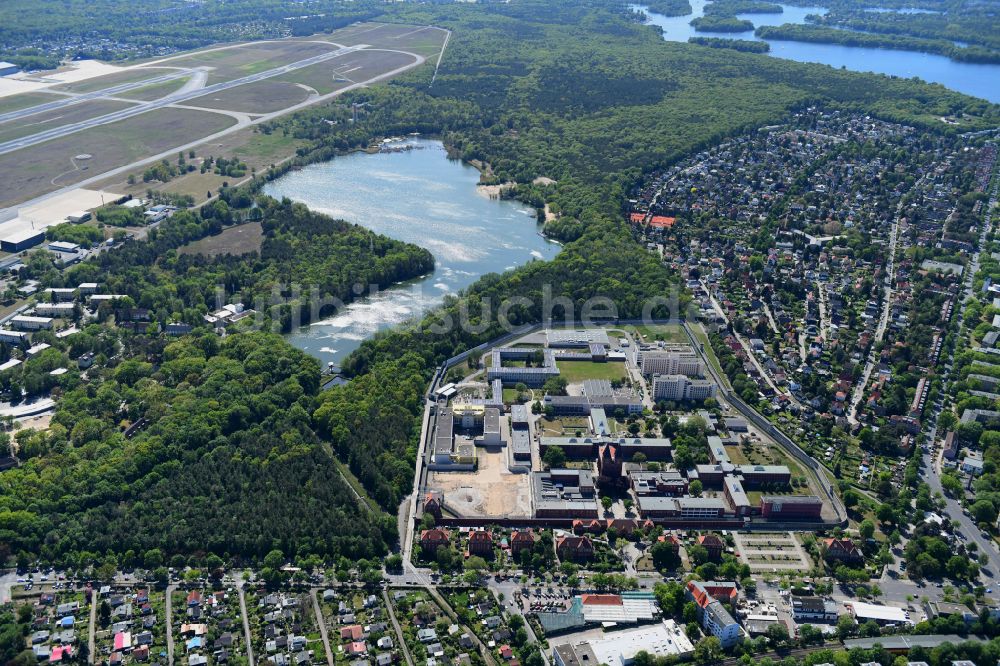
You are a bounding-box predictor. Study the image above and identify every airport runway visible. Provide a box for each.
[0,69,193,124]
[0,44,367,156]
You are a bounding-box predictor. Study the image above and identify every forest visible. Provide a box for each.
[0,0,382,65]
[30,197,434,333]
[689,16,756,32]
[755,23,1000,64]
[0,331,397,566]
[688,37,770,52]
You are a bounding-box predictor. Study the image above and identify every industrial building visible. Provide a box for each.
[0,62,20,77]
[551,620,693,666]
[759,495,823,519]
[546,329,610,348]
[1,229,46,253]
[532,469,598,518]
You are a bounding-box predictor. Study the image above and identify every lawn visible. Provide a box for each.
[178,221,263,257]
[124,76,191,101]
[689,323,732,390]
[539,416,591,436]
[628,323,685,343]
[556,360,627,383]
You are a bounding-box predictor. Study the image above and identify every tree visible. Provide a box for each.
[766,622,789,646]
[687,543,709,565]
[693,636,723,663]
[465,556,488,571]
[650,541,680,570]
[385,554,403,572]
[836,613,857,640]
[543,445,566,469]
[859,519,876,540]
[543,376,568,396]
[689,479,703,497]
[601,496,613,511]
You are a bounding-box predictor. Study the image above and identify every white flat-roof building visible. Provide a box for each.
[552,620,693,666]
[35,302,76,318]
[847,602,911,626]
[0,358,22,372]
[11,315,53,331]
[0,330,29,345]
[546,329,610,348]
[48,241,81,254]
[27,343,51,358]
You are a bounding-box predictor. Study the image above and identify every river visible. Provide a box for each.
[635,0,1000,103]
[263,137,561,367]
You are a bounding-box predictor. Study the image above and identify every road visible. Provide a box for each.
[846,178,919,426]
[311,588,336,666]
[700,280,803,410]
[237,579,257,666]
[165,583,176,666]
[919,176,1000,600]
[0,45,367,156]
[0,69,196,124]
[383,588,415,666]
[88,594,97,665]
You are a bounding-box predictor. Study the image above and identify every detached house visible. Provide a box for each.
[822,538,864,566]
[556,536,594,562]
[510,531,536,557]
[468,530,493,557]
[420,529,450,554]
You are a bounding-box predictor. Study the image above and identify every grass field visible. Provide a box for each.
[178,221,264,257]
[277,49,420,94]
[96,127,305,204]
[0,99,134,144]
[539,416,591,437]
[0,92,65,115]
[50,67,173,93]
[556,360,628,383]
[0,107,236,208]
[186,79,311,114]
[628,323,686,343]
[123,76,191,101]
[688,323,731,390]
[168,41,340,84]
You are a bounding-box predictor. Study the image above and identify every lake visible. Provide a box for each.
[636,0,1000,103]
[264,137,561,366]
